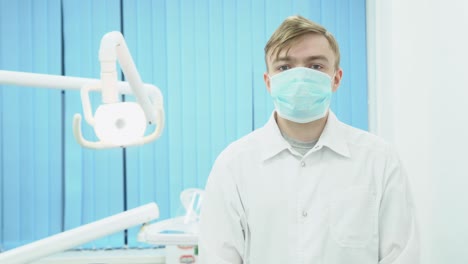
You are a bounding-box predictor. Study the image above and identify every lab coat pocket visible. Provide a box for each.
[329,186,377,248]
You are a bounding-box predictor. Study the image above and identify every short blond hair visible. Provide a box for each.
[264,15,340,70]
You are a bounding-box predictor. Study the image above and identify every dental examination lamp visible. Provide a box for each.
[0,31,165,149]
[0,32,164,263]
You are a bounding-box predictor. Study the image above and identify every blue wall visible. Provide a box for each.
[0,0,368,250]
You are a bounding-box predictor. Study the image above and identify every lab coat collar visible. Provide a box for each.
[261,110,351,161]
[260,112,292,161]
[317,111,351,158]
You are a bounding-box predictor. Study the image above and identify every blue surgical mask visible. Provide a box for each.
[269,67,333,123]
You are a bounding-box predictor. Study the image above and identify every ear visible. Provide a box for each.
[264,72,271,93]
[332,68,343,92]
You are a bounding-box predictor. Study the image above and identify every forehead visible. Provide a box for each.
[268,33,335,64]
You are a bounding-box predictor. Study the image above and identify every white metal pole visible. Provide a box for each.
[0,70,133,93]
[0,70,160,99]
[0,203,159,264]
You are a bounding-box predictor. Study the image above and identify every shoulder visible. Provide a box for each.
[341,122,393,153]
[206,127,267,191]
[214,127,266,166]
[337,123,408,188]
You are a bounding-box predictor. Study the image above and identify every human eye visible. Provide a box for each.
[277,65,291,71]
[310,64,324,70]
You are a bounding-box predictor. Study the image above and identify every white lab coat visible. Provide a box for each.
[199,111,419,264]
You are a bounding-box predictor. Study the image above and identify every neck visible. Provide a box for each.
[275,112,329,142]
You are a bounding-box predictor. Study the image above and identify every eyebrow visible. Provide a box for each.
[272,55,329,64]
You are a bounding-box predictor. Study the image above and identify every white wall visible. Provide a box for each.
[368,0,468,263]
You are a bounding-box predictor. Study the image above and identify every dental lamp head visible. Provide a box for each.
[93,102,147,145]
[73,31,165,149]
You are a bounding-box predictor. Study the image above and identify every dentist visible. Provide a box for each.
[199,15,419,264]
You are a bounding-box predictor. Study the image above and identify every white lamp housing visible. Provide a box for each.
[94,102,147,145]
[73,31,164,149]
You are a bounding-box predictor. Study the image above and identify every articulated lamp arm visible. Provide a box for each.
[73,31,165,148]
[0,31,165,149]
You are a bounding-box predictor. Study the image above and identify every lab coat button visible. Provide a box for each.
[300,161,306,167]
[302,211,308,217]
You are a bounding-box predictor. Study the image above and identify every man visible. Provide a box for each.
[199,15,419,264]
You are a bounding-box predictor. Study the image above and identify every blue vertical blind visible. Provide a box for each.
[61,0,125,248]
[0,0,368,250]
[0,0,63,250]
